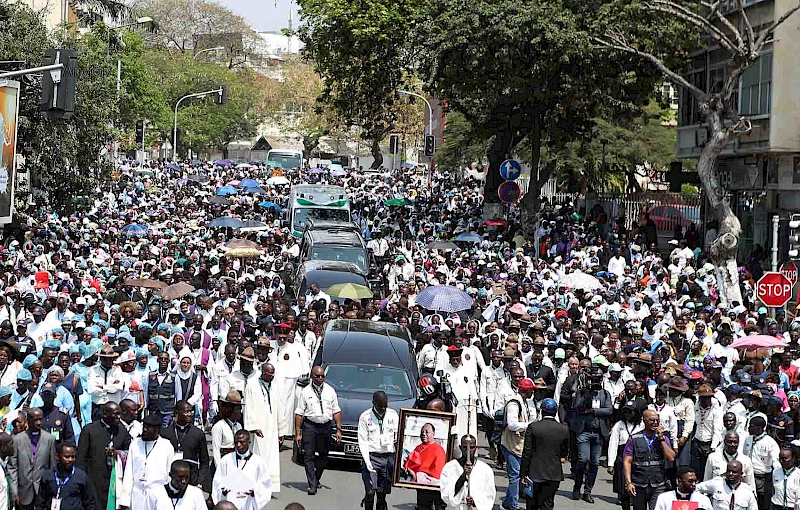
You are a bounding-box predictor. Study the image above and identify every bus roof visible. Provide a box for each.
[289,185,349,207]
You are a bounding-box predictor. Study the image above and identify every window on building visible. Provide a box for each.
[739,53,772,116]
[793,157,800,185]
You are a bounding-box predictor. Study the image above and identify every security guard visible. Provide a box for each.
[767,395,795,444]
[39,382,75,447]
[295,365,342,495]
[357,391,399,510]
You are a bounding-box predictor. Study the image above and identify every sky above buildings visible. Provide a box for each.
[220,0,298,32]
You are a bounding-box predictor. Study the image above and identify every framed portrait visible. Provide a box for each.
[392,408,456,490]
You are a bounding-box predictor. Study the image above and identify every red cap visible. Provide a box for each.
[688,371,705,381]
[555,310,568,319]
[518,378,535,391]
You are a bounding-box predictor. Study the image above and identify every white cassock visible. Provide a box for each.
[119,437,175,510]
[143,485,208,510]
[439,459,496,510]
[243,378,281,492]
[270,340,309,436]
[442,364,478,439]
[213,452,273,510]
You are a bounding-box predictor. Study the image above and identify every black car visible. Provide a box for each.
[314,319,418,460]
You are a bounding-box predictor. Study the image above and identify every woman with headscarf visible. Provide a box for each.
[174,353,202,418]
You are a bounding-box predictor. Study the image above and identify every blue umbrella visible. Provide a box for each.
[455,232,483,243]
[214,159,233,167]
[166,163,180,171]
[240,178,260,188]
[121,224,148,237]
[308,167,324,174]
[240,219,267,228]
[416,285,474,312]
[208,217,245,228]
[244,186,267,195]
[215,185,238,196]
[258,201,283,212]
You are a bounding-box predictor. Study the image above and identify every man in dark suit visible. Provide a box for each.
[526,351,556,399]
[569,365,613,504]
[76,402,131,510]
[161,400,210,490]
[9,407,57,509]
[520,398,570,510]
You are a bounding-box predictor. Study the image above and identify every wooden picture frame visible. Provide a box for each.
[392,407,457,490]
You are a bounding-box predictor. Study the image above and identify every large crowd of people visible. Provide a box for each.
[0,159,793,510]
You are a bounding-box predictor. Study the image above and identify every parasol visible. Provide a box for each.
[327,283,374,300]
[239,178,260,187]
[225,238,261,250]
[188,174,209,183]
[121,224,148,237]
[327,163,344,172]
[730,335,786,350]
[244,186,267,195]
[266,176,290,186]
[238,219,267,228]
[384,198,407,207]
[308,168,324,174]
[558,271,603,292]
[416,285,474,312]
[210,196,230,205]
[483,219,508,227]
[258,201,282,212]
[426,240,459,251]
[158,282,195,300]
[208,216,245,228]
[331,168,347,177]
[124,278,167,289]
[215,186,238,196]
[455,233,483,243]
[225,247,263,258]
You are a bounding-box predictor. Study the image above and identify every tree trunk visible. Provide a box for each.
[221,146,229,159]
[302,135,319,161]
[483,128,515,219]
[697,102,742,305]
[370,138,383,169]
[519,114,543,239]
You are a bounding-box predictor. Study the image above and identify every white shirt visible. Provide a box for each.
[695,479,758,510]
[772,467,800,508]
[357,407,399,470]
[609,421,643,461]
[143,484,207,510]
[704,450,755,488]
[295,383,341,424]
[743,433,780,475]
[649,403,679,444]
[87,364,125,405]
[695,403,723,443]
[653,490,712,510]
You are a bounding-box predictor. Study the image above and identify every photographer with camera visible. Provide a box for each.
[623,409,677,510]
[569,363,613,504]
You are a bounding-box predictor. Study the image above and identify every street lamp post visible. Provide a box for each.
[194,46,225,59]
[173,87,223,161]
[398,90,433,181]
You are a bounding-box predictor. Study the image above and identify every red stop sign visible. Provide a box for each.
[781,261,798,286]
[757,272,793,307]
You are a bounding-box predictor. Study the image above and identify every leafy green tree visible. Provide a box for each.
[296,0,422,168]
[434,112,489,172]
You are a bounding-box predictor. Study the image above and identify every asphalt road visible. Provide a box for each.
[271,438,621,510]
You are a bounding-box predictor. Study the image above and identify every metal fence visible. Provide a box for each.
[585,191,703,232]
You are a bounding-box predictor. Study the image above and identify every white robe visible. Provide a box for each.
[212,452,273,510]
[243,378,281,492]
[270,341,309,436]
[143,484,207,510]
[442,364,478,439]
[120,437,175,510]
[439,459,496,510]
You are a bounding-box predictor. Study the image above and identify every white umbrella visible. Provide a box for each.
[266,176,290,186]
[558,271,603,292]
[236,163,254,169]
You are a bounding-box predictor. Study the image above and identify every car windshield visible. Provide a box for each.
[300,270,367,294]
[325,364,413,398]
[268,153,301,170]
[310,247,367,272]
[293,208,351,231]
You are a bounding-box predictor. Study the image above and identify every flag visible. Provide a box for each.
[107,461,116,510]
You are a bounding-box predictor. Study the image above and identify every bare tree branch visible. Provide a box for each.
[646,1,742,55]
[593,35,708,100]
[755,0,800,50]
[737,0,756,54]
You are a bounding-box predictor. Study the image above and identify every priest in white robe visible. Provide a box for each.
[441,347,479,439]
[270,324,309,437]
[212,430,272,510]
[143,459,208,510]
[243,362,281,493]
[120,413,175,510]
[439,435,496,510]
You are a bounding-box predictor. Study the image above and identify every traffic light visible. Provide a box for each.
[135,120,145,146]
[40,49,78,119]
[789,213,800,258]
[424,135,435,157]
[389,135,399,155]
[216,85,227,105]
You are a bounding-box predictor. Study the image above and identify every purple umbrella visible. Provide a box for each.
[308,167,324,174]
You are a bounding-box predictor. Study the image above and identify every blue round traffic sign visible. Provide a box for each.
[498,181,521,203]
[499,159,522,180]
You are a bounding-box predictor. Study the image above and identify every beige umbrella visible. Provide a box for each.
[124,278,167,289]
[158,282,196,300]
[225,247,262,258]
[225,238,261,250]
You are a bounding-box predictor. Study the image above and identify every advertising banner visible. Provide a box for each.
[0,80,20,224]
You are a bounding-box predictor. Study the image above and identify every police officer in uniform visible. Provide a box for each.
[147,351,177,426]
[357,391,399,510]
[295,365,343,495]
[40,382,75,447]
